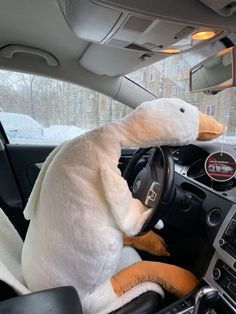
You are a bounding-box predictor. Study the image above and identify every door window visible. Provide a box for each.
[0,71,131,144]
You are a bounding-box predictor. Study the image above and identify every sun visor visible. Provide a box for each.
[79,43,165,76]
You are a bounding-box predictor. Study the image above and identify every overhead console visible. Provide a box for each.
[57,0,235,76]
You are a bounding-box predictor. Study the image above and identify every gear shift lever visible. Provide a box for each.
[193,286,219,314]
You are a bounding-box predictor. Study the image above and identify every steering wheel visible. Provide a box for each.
[123,147,175,234]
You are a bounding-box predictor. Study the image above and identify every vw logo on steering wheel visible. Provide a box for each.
[133,178,141,193]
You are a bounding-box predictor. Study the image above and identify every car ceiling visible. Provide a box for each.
[0,0,235,108]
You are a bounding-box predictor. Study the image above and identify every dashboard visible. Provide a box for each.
[121,142,236,312]
[172,142,236,239]
[174,142,236,202]
[164,141,236,313]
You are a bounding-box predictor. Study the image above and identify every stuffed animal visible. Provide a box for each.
[21,98,223,314]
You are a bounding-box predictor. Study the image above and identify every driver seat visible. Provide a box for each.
[0,206,164,314]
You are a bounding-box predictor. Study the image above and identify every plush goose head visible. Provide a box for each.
[118,98,223,148]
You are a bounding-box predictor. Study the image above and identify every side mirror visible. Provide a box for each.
[190,46,236,94]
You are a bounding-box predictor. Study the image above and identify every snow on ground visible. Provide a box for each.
[0,112,88,145]
[0,112,42,130]
[43,125,88,144]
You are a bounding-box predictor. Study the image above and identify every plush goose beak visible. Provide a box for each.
[198,112,224,141]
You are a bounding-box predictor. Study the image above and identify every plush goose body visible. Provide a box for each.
[22,98,223,314]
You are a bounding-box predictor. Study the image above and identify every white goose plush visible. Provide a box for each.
[22,98,223,314]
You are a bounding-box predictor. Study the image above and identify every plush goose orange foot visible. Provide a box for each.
[111,261,198,298]
[198,112,224,141]
[124,230,170,256]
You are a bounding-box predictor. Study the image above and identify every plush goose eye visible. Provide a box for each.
[180,107,185,113]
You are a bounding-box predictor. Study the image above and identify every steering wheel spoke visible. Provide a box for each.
[144,181,162,207]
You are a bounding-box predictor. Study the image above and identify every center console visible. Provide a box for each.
[204,205,236,312]
[158,205,236,313]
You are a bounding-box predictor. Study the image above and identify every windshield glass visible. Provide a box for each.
[128,49,236,144]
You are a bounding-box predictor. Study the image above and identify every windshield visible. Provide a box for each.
[128,49,236,144]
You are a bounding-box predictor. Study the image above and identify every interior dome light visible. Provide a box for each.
[191,31,216,40]
[162,48,180,54]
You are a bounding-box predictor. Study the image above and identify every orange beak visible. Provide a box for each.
[198,112,224,141]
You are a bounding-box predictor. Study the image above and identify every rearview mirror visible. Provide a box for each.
[190,47,236,94]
